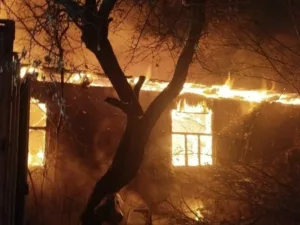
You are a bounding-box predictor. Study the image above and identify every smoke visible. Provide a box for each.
[3,0,300,89]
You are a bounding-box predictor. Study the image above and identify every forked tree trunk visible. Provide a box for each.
[81,119,146,225]
[56,1,206,224]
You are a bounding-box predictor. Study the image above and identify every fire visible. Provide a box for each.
[20,66,300,106]
[172,100,213,166]
[21,66,300,169]
[195,208,203,221]
[28,149,45,167]
[68,72,93,84]
[28,98,47,168]
[20,67,38,78]
[176,99,209,113]
[140,80,300,106]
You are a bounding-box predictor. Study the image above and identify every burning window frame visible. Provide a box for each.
[28,98,47,168]
[171,100,213,167]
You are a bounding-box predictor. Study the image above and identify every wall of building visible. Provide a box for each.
[27,81,300,224]
[213,100,300,164]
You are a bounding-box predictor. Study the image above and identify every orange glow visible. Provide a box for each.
[28,98,47,168]
[22,67,300,168]
[195,208,203,221]
[172,100,213,166]
[20,67,38,78]
[176,99,209,113]
[68,72,93,84]
[28,148,45,167]
[21,66,300,106]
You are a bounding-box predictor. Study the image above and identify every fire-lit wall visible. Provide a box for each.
[213,100,300,164]
[27,81,300,224]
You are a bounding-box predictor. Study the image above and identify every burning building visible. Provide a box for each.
[22,66,300,224]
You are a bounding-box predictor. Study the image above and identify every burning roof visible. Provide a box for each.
[20,66,300,106]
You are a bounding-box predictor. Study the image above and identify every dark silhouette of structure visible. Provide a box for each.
[0,19,31,225]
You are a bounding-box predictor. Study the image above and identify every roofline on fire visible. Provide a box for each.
[20,63,170,84]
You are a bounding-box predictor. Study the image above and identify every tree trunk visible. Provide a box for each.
[54,1,207,224]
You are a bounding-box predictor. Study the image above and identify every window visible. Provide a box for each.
[171,100,213,166]
[28,98,47,167]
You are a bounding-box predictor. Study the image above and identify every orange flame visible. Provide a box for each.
[172,100,213,166]
[176,99,210,113]
[21,66,300,106]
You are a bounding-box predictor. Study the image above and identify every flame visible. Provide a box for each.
[130,76,300,106]
[22,67,300,168]
[21,66,300,106]
[145,64,152,83]
[69,73,92,83]
[70,73,82,82]
[132,64,153,85]
[172,100,213,166]
[28,149,45,167]
[20,67,38,78]
[195,208,203,221]
[138,78,300,106]
[176,99,209,113]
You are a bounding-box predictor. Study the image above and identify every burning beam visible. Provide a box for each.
[137,80,300,106]
[21,66,300,105]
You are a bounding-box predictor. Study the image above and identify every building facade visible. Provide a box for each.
[24,76,300,224]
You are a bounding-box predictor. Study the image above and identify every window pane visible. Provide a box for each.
[187,135,199,166]
[30,99,47,127]
[172,111,211,134]
[28,129,46,167]
[172,134,185,166]
[171,101,213,167]
[200,135,213,165]
[196,113,212,134]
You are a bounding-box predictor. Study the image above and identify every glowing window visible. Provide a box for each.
[171,100,213,166]
[28,98,47,167]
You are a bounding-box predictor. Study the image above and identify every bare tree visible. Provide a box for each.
[5,0,207,224]
[4,0,300,224]
[160,153,300,225]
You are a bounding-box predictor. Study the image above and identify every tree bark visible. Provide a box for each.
[56,1,207,224]
[81,5,206,225]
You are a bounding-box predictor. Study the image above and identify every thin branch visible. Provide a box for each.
[142,2,206,130]
[97,0,118,18]
[104,97,128,113]
[55,0,83,24]
[133,75,146,99]
[84,0,96,9]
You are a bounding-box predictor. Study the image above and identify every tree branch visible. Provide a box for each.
[85,0,96,9]
[58,0,143,117]
[92,40,143,116]
[105,97,130,114]
[133,76,146,100]
[142,1,206,132]
[55,0,83,23]
[97,0,118,18]
[81,116,138,225]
